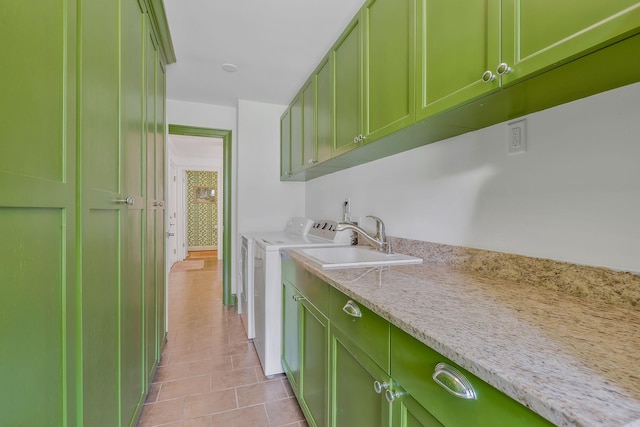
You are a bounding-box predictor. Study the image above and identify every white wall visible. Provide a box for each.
[237,99,305,233]
[306,83,640,273]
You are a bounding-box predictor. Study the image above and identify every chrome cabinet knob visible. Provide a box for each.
[481,70,496,83]
[496,62,512,75]
[385,388,405,403]
[373,381,389,394]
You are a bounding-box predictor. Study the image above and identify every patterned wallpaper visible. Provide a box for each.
[186,171,218,248]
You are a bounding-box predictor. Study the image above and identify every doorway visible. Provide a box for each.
[167,124,233,306]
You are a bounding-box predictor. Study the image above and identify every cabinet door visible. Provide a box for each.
[331,329,391,427]
[290,93,304,173]
[393,391,444,427]
[501,0,640,86]
[0,2,77,425]
[363,0,415,141]
[282,281,301,392]
[416,0,501,121]
[300,299,330,427]
[333,16,362,156]
[120,2,148,424]
[303,78,317,167]
[81,1,122,425]
[280,109,292,178]
[316,56,333,164]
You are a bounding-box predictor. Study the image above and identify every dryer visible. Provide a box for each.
[252,219,350,376]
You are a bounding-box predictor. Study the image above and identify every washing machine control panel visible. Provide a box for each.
[308,220,350,243]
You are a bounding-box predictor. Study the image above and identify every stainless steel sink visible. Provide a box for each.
[299,246,422,269]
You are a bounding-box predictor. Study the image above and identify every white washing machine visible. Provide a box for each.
[239,218,314,340]
[253,219,350,376]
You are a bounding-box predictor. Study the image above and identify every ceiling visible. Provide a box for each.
[163,0,366,108]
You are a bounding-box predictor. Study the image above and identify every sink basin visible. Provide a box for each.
[299,246,422,269]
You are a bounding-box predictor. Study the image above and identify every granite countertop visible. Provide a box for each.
[283,240,640,427]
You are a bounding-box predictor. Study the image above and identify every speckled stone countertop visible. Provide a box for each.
[283,238,640,427]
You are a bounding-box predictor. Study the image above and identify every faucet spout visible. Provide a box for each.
[336,216,392,254]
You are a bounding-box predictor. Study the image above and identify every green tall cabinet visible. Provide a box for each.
[0,3,77,426]
[0,1,174,426]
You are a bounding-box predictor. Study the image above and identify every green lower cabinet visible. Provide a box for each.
[331,328,392,427]
[282,258,554,427]
[282,281,301,391]
[300,299,330,427]
[390,326,554,427]
[393,390,444,427]
[281,269,330,427]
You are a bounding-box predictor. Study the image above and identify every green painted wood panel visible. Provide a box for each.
[290,94,304,173]
[501,0,640,86]
[0,209,67,426]
[315,57,333,164]
[416,0,500,121]
[390,326,554,426]
[331,329,391,427]
[394,392,444,427]
[302,78,317,167]
[280,110,291,178]
[121,2,147,425]
[145,26,159,389]
[0,3,65,182]
[363,0,415,141]
[0,2,77,426]
[333,17,362,156]
[82,211,120,427]
[301,300,329,427]
[156,61,167,363]
[80,0,121,425]
[282,281,301,391]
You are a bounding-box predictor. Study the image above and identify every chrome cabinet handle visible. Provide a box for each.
[292,295,306,302]
[342,300,362,318]
[481,70,495,83]
[432,362,477,400]
[115,197,134,206]
[166,232,175,237]
[153,201,165,207]
[496,62,512,75]
[373,381,389,394]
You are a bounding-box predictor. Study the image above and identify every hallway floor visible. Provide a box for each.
[138,255,306,427]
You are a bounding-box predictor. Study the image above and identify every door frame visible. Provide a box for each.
[168,124,234,306]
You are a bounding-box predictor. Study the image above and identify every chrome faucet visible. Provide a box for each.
[336,216,393,254]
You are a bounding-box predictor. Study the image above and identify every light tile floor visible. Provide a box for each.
[138,255,307,427]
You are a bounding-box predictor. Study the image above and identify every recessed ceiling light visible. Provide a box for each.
[222,63,238,72]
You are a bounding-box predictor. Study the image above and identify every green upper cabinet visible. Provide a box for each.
[280,109,292,179]
[501,0,640,86]
[290,93,304,173]
[333,16,363,156]
[363,0,416,141]
[416,0,500,121]
[303,77,318,167]
[279,0,640,181]
[316,56,334,164]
